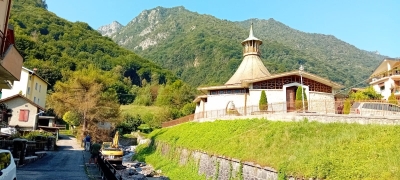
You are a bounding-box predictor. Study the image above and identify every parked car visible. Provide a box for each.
[0,149,17,180]
[350,102,400,116]
[0,127,17,135]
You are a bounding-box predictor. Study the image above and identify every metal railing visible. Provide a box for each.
[97,156,123,180]
[194,100,400,120]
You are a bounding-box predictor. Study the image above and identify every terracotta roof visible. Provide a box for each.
[0,94,45,111]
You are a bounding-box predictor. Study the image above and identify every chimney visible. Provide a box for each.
[33,68,38,73]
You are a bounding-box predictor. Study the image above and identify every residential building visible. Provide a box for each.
[1,67,49,108]
[0,0,24,89]
[194,24,343,120]
[0,94,45,131]
[369,58,400,100]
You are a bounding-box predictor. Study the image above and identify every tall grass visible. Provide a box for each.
[142,118,400,179]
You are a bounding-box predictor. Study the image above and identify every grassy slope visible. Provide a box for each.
[120,105,164,116]
[140,119,400,179]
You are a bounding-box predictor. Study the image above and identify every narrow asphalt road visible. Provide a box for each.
[16,135,89,180]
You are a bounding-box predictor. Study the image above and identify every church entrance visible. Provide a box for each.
[286,86,297,112]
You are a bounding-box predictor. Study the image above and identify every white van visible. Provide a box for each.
[0,149,16,180]
[350,102,400,116]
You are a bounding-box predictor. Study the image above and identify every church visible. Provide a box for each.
[193,24,343,120]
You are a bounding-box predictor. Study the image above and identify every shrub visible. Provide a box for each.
[343,99,351,114]
[259,90,268,110]
[295,86,308,111]
[388,93,398,105]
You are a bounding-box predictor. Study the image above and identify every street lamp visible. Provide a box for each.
[299,65,305,113]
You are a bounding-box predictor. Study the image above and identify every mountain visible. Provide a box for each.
[100,6,385,88]
[97,21,124,38]
[9,0,176,104]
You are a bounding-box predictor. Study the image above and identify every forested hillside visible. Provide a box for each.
[102,6,386,88]
[9,0,196,130]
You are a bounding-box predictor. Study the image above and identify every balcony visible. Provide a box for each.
[0,28,23,89]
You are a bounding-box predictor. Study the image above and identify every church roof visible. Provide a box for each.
[225,55,271,85]
[243,70,344,89]
[241,23,262,44]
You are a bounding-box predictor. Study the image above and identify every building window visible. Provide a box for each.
[27,87,30,95]
[39,85,41,92]
[38,99,40,104]
[35,83,38,90]
[34,97,36,103]
[19,109,29,122]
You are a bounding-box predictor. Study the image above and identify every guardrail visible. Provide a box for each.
[97,156,123,180]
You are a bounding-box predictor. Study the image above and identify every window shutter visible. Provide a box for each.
[19,110,29,122]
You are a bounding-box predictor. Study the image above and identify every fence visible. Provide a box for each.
[162,114,195,128]
[193,99,400,121]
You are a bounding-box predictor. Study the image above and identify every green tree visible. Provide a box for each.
[181,102,196,116]
[259,90,268,111]
[62,111,81,126]
[295,86,308,111]
[343,99,351,114]
[349,86,383,101]
[388,93,398,105]
[48,66,121,137]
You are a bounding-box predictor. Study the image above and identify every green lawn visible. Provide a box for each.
[120,104,164,117]
[136,118,400,179]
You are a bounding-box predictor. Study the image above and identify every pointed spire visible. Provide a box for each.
[242,23,261,43]
[248,22,255,39]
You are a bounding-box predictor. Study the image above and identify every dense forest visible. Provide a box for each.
[9,0,196,133]
[102,6,386,88]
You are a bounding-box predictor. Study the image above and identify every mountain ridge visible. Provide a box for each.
[98,6,386,88]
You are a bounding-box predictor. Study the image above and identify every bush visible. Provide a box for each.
[259,90,268,110]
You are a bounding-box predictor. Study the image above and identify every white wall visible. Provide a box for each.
[206,94,246,112]
[6,98,39,129]
[1,68,48,108]
[98,122,112,130]
[194,82,337,118]
[1,69,29,98]
[372,78,394,100]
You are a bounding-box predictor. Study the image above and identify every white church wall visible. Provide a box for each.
[248,89,286,112]
[206,94,246,111]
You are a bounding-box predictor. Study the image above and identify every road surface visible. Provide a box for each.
[16,135,89,180]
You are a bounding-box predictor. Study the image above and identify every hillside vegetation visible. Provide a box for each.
[136,119,400,179]
[9,0,196,130]
[102,6,386,88]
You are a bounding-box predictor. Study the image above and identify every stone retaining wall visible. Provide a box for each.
[157,142,279,180]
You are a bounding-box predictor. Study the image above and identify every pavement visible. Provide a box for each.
[16,135,103,180]
[83,149,103,180]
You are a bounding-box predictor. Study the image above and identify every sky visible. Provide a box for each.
[46,0,399,58]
